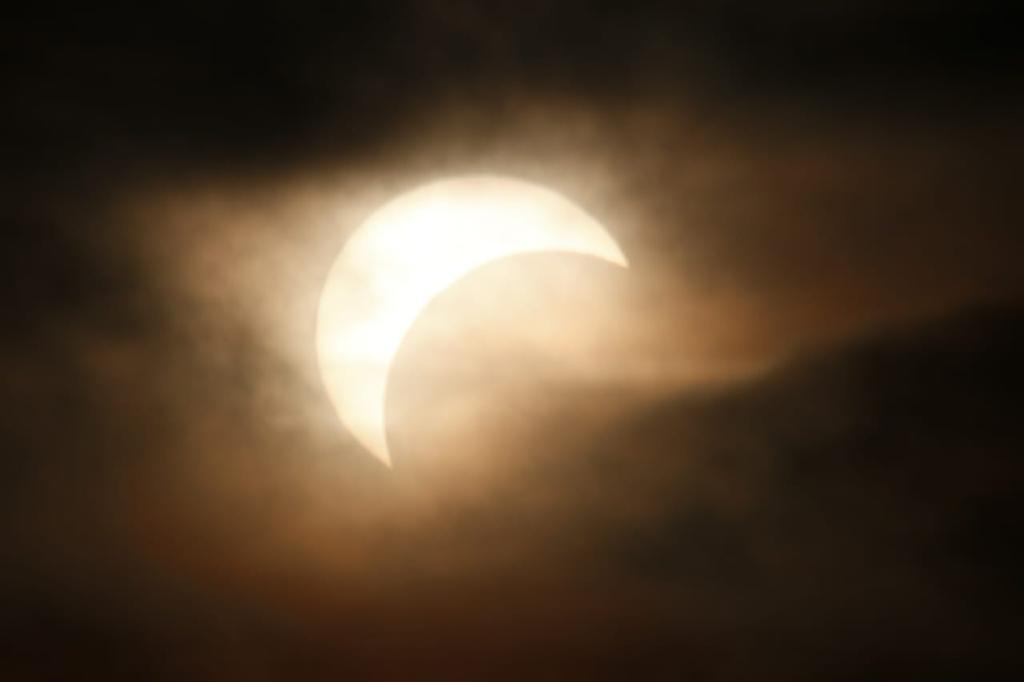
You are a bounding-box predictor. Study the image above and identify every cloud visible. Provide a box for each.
[3,2,1023,678]
[5,292,1022,678]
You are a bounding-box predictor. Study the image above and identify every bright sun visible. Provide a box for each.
[316,175,628,467]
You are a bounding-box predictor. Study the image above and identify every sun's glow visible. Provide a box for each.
[317,175,628,466]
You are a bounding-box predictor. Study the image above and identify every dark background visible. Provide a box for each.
[3,2,1023,679]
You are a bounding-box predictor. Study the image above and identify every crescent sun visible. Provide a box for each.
[316,175,629,467]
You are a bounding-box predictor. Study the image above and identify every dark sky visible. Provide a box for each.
[3,2,1023,680]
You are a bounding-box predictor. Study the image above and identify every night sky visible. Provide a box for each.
[3,3,1023,679]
